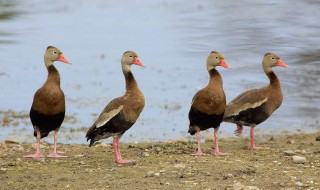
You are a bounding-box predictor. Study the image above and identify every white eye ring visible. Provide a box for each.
[53,51,57,55]
[271,57,275,60]
[214,56,218,59]
[129,55,133,58]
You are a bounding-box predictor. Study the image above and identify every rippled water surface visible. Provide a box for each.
[0,0,319,143]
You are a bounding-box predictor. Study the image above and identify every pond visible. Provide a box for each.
[0,0,319,144]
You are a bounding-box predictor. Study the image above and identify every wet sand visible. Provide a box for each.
[1,132,319,189]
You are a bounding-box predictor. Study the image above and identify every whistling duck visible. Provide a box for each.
[24,46,71,158]
[188,51,230,156]
[86,51,145,164]
[223,53,288,150]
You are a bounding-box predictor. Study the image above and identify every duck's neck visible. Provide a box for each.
[122,64,138,93]
[208,68,222,86]
[263,65,279,85]
[46,65,61,85]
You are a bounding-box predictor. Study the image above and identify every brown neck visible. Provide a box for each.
[47,65,61,84]
[124,71,139,93]
[263,66,280,85]
[208,68,222,86]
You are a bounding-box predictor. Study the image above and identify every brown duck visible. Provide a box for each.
[188,51,230,156]
[24,46,71,158]
[223,53,288,150]
[86,51,145,164]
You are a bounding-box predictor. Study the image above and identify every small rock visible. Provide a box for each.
[79,161,85,165]
[284,150,295,156]
[140,152,150,157]
[174,164,186,169]
[155,147,162,154]
[233,182,260,190]
[146,171,155,177]
[0,168,7,171]
[287,139,295,144]
[292,156,307,164]
[295,181,303,187]
[5,139,19,144]
[154,172,160,177]
[278,182,285,187]
[16,158,22,162]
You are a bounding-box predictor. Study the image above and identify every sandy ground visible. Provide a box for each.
[0,132,319,190]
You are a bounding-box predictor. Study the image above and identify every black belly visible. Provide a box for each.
[225,103,270,126]
[30,108,65,138]
[188,107,224,134]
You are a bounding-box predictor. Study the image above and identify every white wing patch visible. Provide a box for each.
[96,105,123,128]
[228,97,268,117]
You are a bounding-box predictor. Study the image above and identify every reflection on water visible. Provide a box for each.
[0,0,319,143]
[0,1,21,44]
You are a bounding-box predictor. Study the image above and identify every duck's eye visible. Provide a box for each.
[53,51,57,55]
[214,56,218,59]
[271,57,275,60]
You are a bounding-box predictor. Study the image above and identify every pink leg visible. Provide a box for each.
[47,130,68,158]
[23,130,45,158]
[234,124,243,136]
[249,127,270,150]
[113,137,135,164]
[191,131,206,156]
[211,128,230,155]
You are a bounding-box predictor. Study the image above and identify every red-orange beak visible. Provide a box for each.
[276,59,288,68]
[219,59,230,69]
[57,54,71,64]
[133,57,144,67]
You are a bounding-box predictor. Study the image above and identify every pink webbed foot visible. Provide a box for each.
[211,151,231,156]
[115,159,136,164]
[23,153,45,158]
[191,150,206,156]
[47,153,68,158]
[248,146,270,150]
[234,125,243,136]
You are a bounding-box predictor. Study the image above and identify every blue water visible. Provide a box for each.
[0,0,319,144]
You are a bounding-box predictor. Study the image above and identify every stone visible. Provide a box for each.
[292,156,307,164]
[233,182,261,190]
[146,171,155,177]
[174,164,186,169]
[284,150,295,156]
[141,152,150,157]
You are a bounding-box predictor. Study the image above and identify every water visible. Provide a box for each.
[0,0,319,144]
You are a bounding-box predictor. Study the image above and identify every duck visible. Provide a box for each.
[86,51,145,164]
[223,53,288,150]
[188,51,230,156]
[24,46,71,158]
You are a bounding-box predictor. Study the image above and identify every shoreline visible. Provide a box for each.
[1,131,319,189]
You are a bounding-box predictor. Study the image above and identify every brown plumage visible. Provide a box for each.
[188,51,230,156]
[86,51,145,164]
[24,46,71,158]
[223,52,288,150]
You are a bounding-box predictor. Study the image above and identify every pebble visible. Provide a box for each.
[4,139,19,144]
[146,171,155,177]
[233,182,260,190]
[155,147,162,154]
[284,150,295,156]
[286,139,295,144]
[292,156,307,164]
[79,161,85,165]
[141,152,150,157]
[295,181,303,187]
[174,164,186,169]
